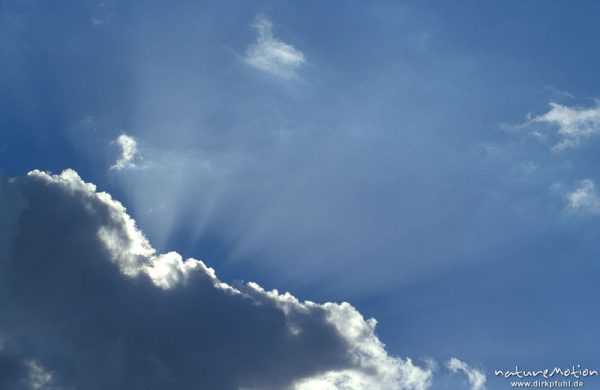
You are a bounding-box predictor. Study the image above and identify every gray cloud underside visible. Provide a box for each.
[0,169,432,390]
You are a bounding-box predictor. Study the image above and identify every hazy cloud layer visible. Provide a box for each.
[244,17,306,79]
[0,169,433,390]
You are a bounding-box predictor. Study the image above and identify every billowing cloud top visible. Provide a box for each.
[0,169,434,389]
[244,17,306,79]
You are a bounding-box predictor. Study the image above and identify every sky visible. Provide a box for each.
[1,1,600,389]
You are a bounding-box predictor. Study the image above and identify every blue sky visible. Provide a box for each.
[2,1,600,389]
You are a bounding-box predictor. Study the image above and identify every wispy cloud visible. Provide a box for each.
[567,179,600,215]
[447,358,486,390]
[111,134,139,170]
[528,102,600,151]
[244,17,306,79]
[25,360,54,390]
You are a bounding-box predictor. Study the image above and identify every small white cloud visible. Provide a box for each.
[521,161,539,175]
[447,358,486,390]
[26,360,54,389]
[567,179,600,215]
[244,17,306,79]
[111,134,139,170]
[91,17,105,26]
[528,102,600,150]
[90,0,118,27]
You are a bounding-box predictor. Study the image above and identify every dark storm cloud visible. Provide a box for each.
[0,170,432,390]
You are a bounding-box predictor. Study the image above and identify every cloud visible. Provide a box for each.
[0,169,432,389]
[446,358,486,390]
[244,17,306,79]
[24,360,54,390]
[528,102,600,150]
[111,134,139,170]
[566,179,600,215]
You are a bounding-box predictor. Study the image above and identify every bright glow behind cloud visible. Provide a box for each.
[244,17,306,79]
[0,169,435,390]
